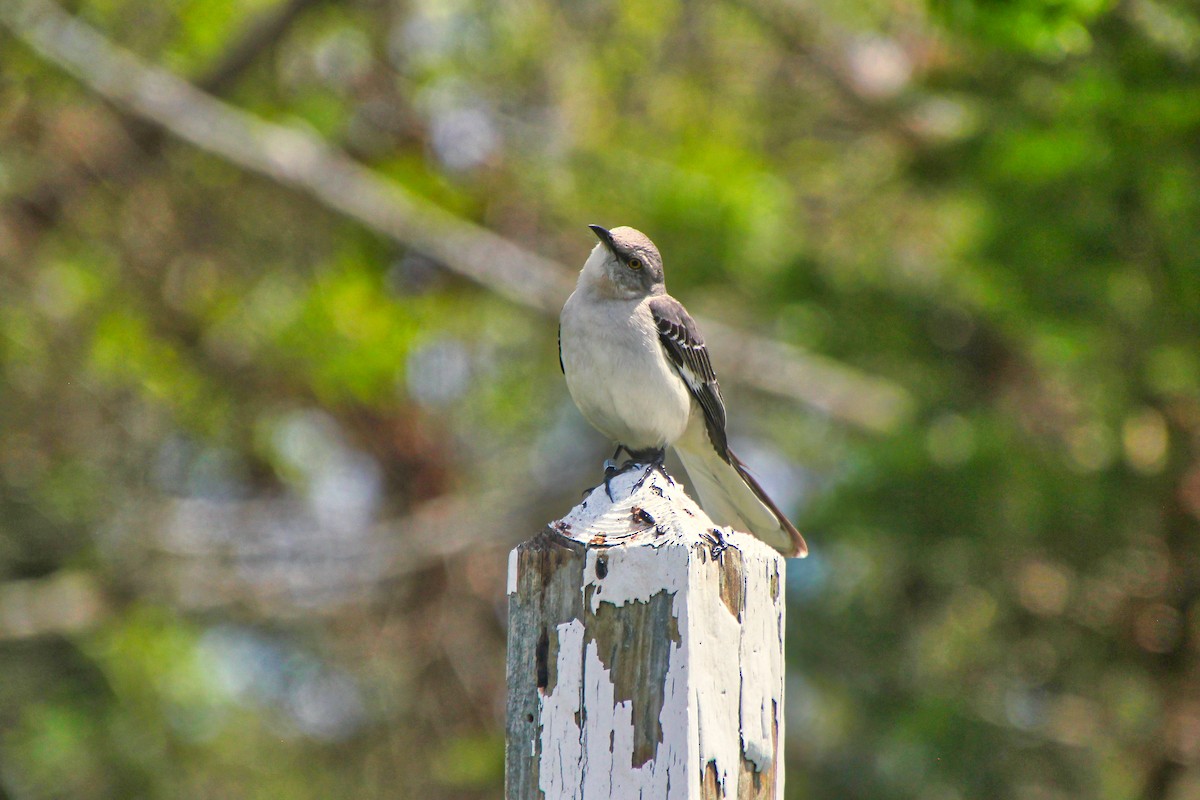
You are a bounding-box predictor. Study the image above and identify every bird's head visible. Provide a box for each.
[580,224,665,299]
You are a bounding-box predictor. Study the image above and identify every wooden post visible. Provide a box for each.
[505,467,786,799]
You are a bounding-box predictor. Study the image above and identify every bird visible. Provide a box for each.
[558,224,808,557]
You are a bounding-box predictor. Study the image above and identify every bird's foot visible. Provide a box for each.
[630,449,669,494]
[592,447,668,501]
[602,460,623,501]
[601,445,635,499]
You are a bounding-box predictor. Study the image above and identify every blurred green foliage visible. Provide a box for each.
[2,0,1199,797]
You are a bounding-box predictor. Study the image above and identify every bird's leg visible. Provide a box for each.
[603,445,632,501]
[597,446,668,501]
[583,447,627,498]
[630,448,669,494]
[602,445,627,475]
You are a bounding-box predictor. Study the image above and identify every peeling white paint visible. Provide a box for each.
[527,467,786,799]
[740,556,785,775]
[583,544,689,613]
[577,629,692,798]
[692,558,744,795]
[538,618,585,798]
[557,469,708,553]
[507,546,519,595]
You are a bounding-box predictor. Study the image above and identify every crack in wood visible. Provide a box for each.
[536,628,550,690]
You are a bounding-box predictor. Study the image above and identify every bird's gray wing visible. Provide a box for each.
[651,296,806,556]
[648,295,729,458]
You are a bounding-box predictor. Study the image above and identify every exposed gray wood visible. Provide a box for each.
[505,532,586,795]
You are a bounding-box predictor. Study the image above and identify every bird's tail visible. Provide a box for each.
[675,442,808,558]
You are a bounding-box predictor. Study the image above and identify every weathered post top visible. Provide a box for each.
[505,467,786,799]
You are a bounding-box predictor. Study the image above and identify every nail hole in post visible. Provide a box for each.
[595,556,608,579]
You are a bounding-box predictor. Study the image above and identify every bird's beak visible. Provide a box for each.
[588,224,617,253]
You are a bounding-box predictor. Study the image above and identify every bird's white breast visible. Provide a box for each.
[559,292,693,451]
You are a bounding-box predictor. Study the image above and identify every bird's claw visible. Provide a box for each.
[702,528,729,559]
[592,449,668,502]
[630,450,669,494]
[603,460,622,501]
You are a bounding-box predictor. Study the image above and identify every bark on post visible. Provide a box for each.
[505,468,786,799]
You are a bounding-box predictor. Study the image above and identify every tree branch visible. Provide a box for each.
[5,0,324,232]
[0,0,913,433]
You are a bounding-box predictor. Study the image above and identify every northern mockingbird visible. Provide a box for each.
[559,224,808,557]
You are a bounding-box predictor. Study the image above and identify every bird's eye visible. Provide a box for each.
[628,257,643,270]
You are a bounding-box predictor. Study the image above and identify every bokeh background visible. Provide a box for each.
[2,0,1199,797]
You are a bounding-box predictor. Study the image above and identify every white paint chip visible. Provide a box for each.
[507,546,519,595]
